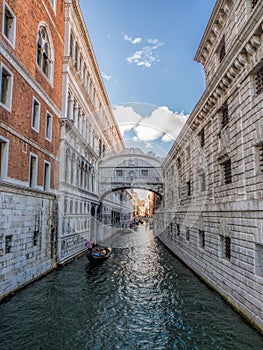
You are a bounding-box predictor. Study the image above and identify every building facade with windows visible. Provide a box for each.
[0,0,64,298]
[58,0,124,263]
[156,0,263,331]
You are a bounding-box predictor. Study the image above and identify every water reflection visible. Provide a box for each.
[0,223,262,350]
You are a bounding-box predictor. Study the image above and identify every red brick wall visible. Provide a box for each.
[0,0,64,190]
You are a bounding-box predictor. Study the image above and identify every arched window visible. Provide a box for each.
[36,25,52,79]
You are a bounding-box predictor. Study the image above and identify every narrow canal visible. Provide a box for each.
[0,223,263,350]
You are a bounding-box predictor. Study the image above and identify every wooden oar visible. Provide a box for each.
[109,255,121,265]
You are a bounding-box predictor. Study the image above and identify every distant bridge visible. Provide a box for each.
[98,150,163,200]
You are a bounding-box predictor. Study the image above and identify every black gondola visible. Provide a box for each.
[87,246,112,264]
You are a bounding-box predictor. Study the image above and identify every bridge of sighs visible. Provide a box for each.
[98,150,164,200]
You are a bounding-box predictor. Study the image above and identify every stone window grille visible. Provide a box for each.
[251,0,259,9]
[223,159,232,184]
[225,237,231,259]
[31,97,40,132]
[200,173,206,192]
[116,169,123,177]
[176,224,180,236]
[259,145,263,172]
[45,112,52,141]
[218,36,226,63]
[199,230,205,248]
[186,228,190,241]
[29,154,38,187]
[255,244,263,275]
[5,235,12,254]
[70,32,74,58]
[36,26,52,80]
[255,68,263,96]
[199,128,205,147]
[186,145,190,159]
[142,169,148,176]
[0,63,13,111]
[187,180,191,196]
[221,102,229,128]
[2,3,16,47]
[177,157,181,169]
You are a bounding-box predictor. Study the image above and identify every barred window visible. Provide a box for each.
[200,173,206,192]
[259,145,263,172]
[187,180,191,196]
[142,170,148,176]
[5,235,12,254]
[199,230,205,248]
[255,68,263,96]
[218,37,226,63]
[116,169,123,176]
[251,0,259,9]
[221,102,229,128]
[225,237,231,259]
[223,159,232,184]
[186,228,190,241]
[199,128,205,147]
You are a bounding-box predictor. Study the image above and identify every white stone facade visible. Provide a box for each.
[58,0,124,263]
[156,0,263,332]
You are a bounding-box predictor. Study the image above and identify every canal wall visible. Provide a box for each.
[158,0,263,333]
[156,202,263,333]
[0,186,57,300]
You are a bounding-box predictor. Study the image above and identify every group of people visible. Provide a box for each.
[86,240,106,256]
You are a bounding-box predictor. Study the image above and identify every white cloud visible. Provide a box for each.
[123,34,164,68]
[101,71,112,81]
[123,33,142,44]
[113,105,142,135]
[113,104,188,144]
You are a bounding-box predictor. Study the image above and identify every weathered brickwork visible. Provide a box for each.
[157,0,263,332]
[0,0,64,298]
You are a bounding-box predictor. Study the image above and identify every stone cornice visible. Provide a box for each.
[195,0,234,64]
[163,15,263,170]
[70,0,124,148]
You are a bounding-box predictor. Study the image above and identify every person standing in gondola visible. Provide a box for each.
[87,240,93,252]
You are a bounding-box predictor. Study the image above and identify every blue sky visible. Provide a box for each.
[79,0,216,157]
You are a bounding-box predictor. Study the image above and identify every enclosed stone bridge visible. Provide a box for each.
[98,150,163,200]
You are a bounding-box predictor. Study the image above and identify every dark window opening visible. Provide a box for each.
[221,102,229,128]
[199,128,205,147]
[5,235,12,254]
[199,230,205,248]
[255,68,263,96]
[252,0,259,9]
[225,237,231,259]
[187,180,191,196]
[219,37,226,63]
[223,159,232,184]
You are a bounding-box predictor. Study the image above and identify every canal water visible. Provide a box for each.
[0,223,263,350]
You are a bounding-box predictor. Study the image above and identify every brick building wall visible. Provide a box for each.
[0,0,64,298]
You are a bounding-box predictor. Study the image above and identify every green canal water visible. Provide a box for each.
[0,223,263,350]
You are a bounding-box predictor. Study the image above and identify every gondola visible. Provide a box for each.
[87,246,112,264]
